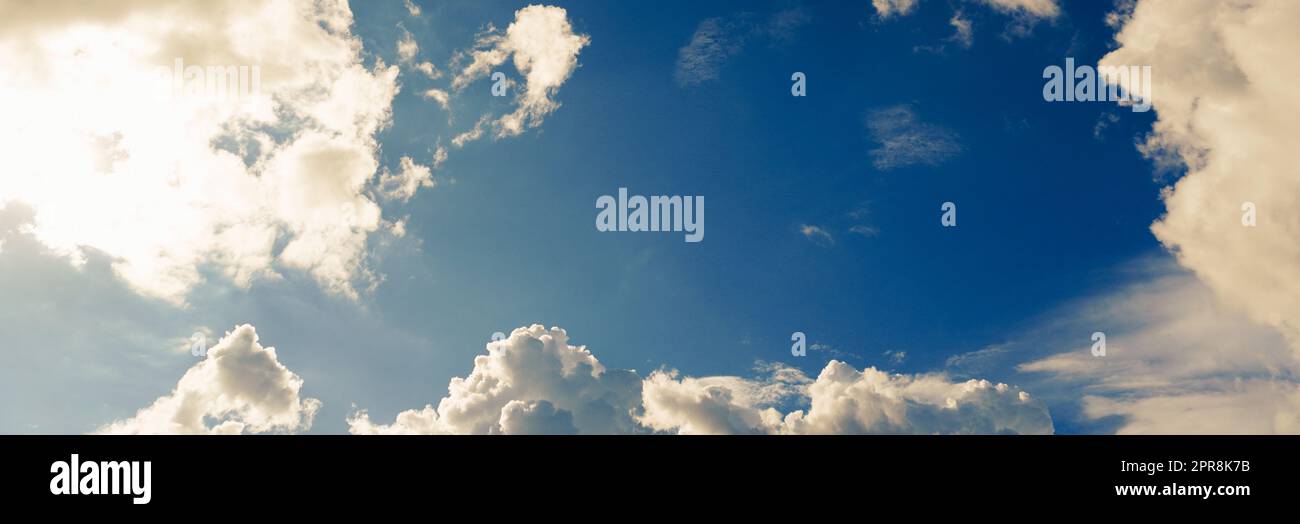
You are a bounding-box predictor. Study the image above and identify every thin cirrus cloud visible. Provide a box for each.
[1016,260,1300,434]
[865,104,962,170]
[674,8,811,87]
[872,0,1060,19]
[799,224,836,246]
[875,0,1060,46]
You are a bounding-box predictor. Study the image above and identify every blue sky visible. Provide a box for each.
[4,0,1298,435]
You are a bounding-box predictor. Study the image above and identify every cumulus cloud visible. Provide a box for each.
[1100,0,1300,352]
[450,5,589,141]
[779,361,1052,434]
[640,364,809,435]
[0,0,402,302]
[348,325,643,435]
[351,325,1052,435]
[98,325,320,434]
[866,105,961,170]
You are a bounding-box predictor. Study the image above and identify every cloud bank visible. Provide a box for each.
[350,324,1052,435]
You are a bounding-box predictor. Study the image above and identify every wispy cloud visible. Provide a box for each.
[674,8,811,86]
[1016,260,1300,434]
[866,104,961,170]
[799,224,835,246]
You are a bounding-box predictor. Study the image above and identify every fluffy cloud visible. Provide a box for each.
[351,325,1052,435]
[639,364,808,435]
[98,324,321,434]
[871,0,919,18]
[348,325,643,435]
[866,105,961,170]
[450,5,589,140]
[0,0,403,302]
[778,362,1052,434]
[1100,0,1300,352]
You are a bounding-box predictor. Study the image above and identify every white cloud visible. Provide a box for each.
[976,0,1060,19]
[97,324,321,434]
[377,156,434,203]
[415,61,442,79]
[866,105,961,170]
[779,361,1052,434]
[348,325,644,435]
[871,0,919,18]
[848,224,879,237]
[949,12,974,48]
[451,115,491,148]
[1100,0,1300,353]
[872,0,1059,19]
[450,5,589,140]
[432,144,448,169]
[397,28,420,63]
[0,0,401,302]
[351,325,1052,435]
[640,364,809,435]
[404,0,421,17]
[799,224,835,245]
[421,88,450,110]
[873,0,1059,41]
[1017,262,1300,434]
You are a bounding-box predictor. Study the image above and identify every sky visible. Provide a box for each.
[2,0,1298,435]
